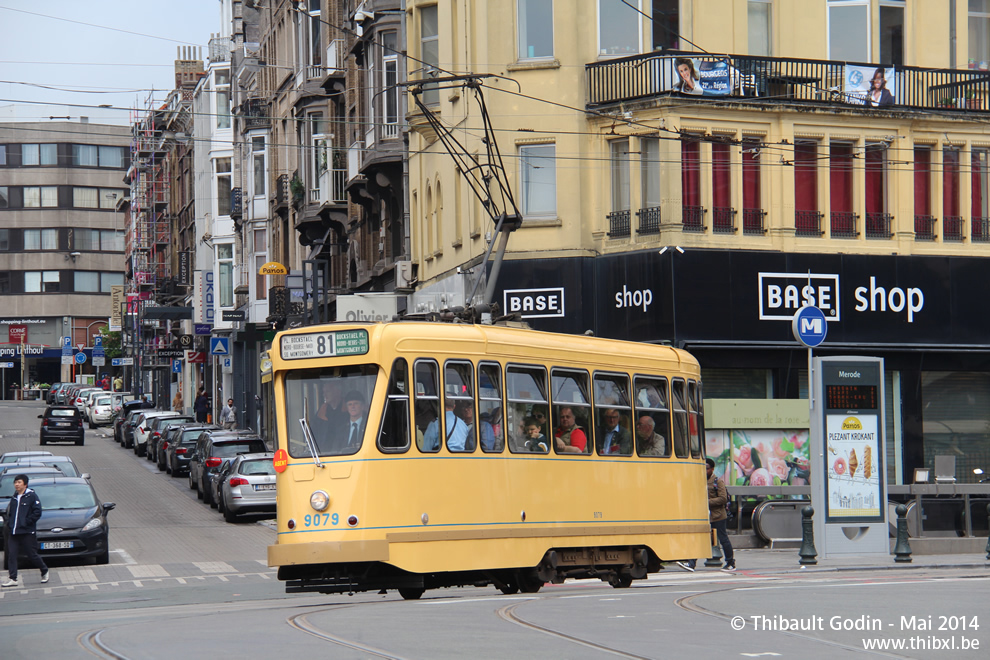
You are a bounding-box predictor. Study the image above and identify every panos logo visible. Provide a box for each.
[504,287,565,318]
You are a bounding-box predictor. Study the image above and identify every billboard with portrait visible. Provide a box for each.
[668,57,732,97]
[844,65,896,107]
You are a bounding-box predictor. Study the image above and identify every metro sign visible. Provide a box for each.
[792,306,828,347]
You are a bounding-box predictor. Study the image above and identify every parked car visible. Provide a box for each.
[10,455,86,479]
[133,411,180,456]
[0,467,66,512]
[0,476,115,564]
[88,392,135,428]
[115,400,149,444]
[39,406,85,446]
[72,387,102,414]
[120,408,149,448]
[147,415,194,464]
[0,451,53,464]
[165,425,216,477]
[212,452,276,522]
[188,430,268,505]
[46,383,65,405]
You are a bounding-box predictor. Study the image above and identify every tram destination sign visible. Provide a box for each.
[280,329,369,360]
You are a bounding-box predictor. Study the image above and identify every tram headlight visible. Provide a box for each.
[310,490,330,511]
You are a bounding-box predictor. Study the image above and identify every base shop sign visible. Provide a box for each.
[504,287,565,318]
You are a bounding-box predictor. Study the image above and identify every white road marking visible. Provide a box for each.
[128,564,168,578]
[194,561,236,573]
[59,567,98,584]
[111,548,137,565]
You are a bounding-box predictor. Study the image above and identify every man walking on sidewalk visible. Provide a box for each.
[2,475,49,587]
[677,458,735,572]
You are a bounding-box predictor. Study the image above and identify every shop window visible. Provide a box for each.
[700,368,769,399]
[921,372,990,482]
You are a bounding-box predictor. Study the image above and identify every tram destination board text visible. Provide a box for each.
[281,329,369,360]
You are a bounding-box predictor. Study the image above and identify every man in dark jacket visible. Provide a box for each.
[3,474,49,587]
[194,388,209,423]
[677,458,736,572]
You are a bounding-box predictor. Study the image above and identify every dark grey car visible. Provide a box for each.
[188,431,268,506]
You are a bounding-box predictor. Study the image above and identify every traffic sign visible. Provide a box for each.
[210,337,230,355]
[221,355,232,373]
[62,336,72,356]
[792,305,828,347]
[94,336,103,348]
[74,352,87,365]
[61,356,73,365]
[112,357,134,367]
[77,343,85,352]
[172,359,182,373]
[0,362,13,368]
[93,357,105,367]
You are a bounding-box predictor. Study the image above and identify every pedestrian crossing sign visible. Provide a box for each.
[210,337,230,355]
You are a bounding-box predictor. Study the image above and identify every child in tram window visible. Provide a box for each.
[523,417,547,452]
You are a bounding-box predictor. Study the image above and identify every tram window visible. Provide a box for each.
[378,359,410,453]
[505,365,549,453]
[478,362,504,452]
[593,373,632,456]
[688,380,703,458]
[284,365,377,458]
[414,360,441,452]
[634,376,671,458]
[551,369,592,455]
[671,378,689,458]
[444,360,476,453]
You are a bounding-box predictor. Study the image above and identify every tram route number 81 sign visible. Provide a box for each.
[280,329,369,360]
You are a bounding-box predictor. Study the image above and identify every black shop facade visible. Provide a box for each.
[490,248,990,484]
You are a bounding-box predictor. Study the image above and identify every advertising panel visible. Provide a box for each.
[825,413,882,520]
[666,57,732,96]
[843,65,896,107]
[110,285,125,331]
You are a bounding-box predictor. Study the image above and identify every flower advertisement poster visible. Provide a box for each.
[707,429,811,487]
[824,414,883,522]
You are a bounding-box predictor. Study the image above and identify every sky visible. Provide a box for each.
[0,1,223,124]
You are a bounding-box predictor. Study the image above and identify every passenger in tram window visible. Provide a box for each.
[554,406,588,454]
[523,417,548,452]
[444,398,471,452]
[596,408,632,456]
[416,401,438,451]
[636,415,667,457]
[454,401,481,452]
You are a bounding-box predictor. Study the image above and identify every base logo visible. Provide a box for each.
[504,287,565,318]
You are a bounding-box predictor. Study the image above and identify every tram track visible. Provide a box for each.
[77,629,131,660]
[286,608,411,660]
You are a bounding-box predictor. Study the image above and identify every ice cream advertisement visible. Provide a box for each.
[825,414,883,522]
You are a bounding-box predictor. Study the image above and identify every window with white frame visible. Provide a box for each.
[254,228,267,301]
[24,229,57,251]
[518,0,553,60]
[610,139,630,213]
[215,157,231,216]
[382,32,400,138]
[22,144,57,166]
[24,187,57,208]
[217,243,234,308]
[306,112,327,192]
[599,0,640,57]
[216,69,231,129]
[971,0,990,68]
[827,0,870,62]
[748,0,772,56]
[420,5,440,105]
[309,1,322,67]
[252,137,266,198]
[519,144,556,217]
[25,271,59,293]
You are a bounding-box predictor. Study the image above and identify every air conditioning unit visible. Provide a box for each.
[394,261,414,289]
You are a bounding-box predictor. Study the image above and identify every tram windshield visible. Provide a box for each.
[285,365,378,458]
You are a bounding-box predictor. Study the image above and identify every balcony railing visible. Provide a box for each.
[915,215,938,241]
[973,217,990,242]
[325,39,345,77]
[586,50,990,113]
[208,35,231,63]
[229,187,242,219]
[637,206,662,234]
[830,211,859,238]
[607,210,631,237]
[275,174,290,208]
[682,206,707,232]
[240,98,270,129]
[742,208,767,235]
[944,216,966,241]
[712,207,736,233]
[865,212,893,239]
[795,210,824,236]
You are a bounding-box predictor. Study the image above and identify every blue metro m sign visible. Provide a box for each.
[792,305,828,347]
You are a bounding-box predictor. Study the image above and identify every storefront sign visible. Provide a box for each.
[193,270,215,324]
[336,294,399,323]
[7,325,27,342]
[110,285,125,331]
[503,287,565,318]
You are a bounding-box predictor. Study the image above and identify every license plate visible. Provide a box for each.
[55,422,70,427]
[254,484,275,491]
[41,541,73,550]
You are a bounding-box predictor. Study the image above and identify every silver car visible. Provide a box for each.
[215,453,276,523]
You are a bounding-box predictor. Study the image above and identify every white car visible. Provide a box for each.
[88,392,135,428]
[73,388,103,415]
[133,411,180,457]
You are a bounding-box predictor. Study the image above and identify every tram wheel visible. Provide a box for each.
[398,587,425,600]
[517,572,544,594]
[610,574,633,589]
[498,582,519,595]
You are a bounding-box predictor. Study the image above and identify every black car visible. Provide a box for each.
[147,416,195,465]
[46,383,65,405]
[0,476,115,564]
[188,430,268,505]
[39,406,85,446]
[164,425,216,476]
[114,400,150,444]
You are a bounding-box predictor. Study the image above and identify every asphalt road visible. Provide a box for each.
[0,400,987,659]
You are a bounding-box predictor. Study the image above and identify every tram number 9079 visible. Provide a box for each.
[304,513,339,527]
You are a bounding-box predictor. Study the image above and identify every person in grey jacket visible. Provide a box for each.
[3,474,49,587]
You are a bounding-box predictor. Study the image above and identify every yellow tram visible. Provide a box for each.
[267,321,711,598]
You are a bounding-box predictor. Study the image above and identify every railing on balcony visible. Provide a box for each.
[208,36,231,63]
[830,211,859,238]
[607,210,631,237]
[308,169,348,206]
[712,207,736,233]
[973,217,990,243]
[795,210,824,236]
[742,208,767,235]
[240,98,270,129]
[943,216,966,241]
[306,65,323,80]
[229,187,242,219]
[865,212,893,239]
[914,215,938,241]
[325,39,345,77]
[682,206,707,232]
[637,207,662,234]
[586,50,990,113]
[275,174,289,208]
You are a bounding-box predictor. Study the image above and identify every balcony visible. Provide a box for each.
[682,206,707,232]
[319,39,346,92]
[742,208,766,235]
[795,210,824,237]
[586,50,990,113]
[830,211,859,239]
[239,98,270,130]
[229,187,242,220]
[274,174,290,211]
[308,169,348,207]
[607,210,631,237]
[914,215,938,241]
[944,216,966,241]
[865,212,893,239]
[637,207,661,234]
[208,36,231,64]
[973,217,990,243]
[712,207,736,234]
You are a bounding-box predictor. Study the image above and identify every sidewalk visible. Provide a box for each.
[687,547,990,575]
